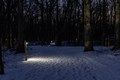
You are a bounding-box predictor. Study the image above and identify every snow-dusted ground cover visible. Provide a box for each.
[0,46,120,80]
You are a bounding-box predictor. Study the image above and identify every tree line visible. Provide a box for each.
[0,0,120,74]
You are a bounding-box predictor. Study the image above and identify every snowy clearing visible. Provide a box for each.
[0,46,120,80]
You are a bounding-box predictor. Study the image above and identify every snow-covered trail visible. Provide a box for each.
[0,46,120,80]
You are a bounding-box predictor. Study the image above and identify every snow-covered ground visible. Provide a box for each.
[0,46,120,80]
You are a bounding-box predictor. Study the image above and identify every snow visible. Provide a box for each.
[0,46,120,80]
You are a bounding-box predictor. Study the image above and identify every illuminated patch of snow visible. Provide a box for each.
[26,57,60,63]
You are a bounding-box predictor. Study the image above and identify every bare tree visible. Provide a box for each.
[83,0,94,51]
[0,0,4,74]
[7,0,12,49]
[16,0,25,53]
[113,0,120,50]
[0,40,4,74]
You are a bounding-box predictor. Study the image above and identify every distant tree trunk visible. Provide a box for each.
[98,0,103,45]
[83,0,94,51]
[7,0,12,49]
[0,40,4,74]
[0,0,4,74]
[40,0,44,46]
[102,0,108,46]
[55,1,61,46]
[16,0,25,53]
[113,0,120,50]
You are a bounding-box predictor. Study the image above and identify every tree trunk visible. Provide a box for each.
[55,1,61,46]
[16,0,25,53]
[83,0,94,51]
[7,0,12,49]
[0,40,4,74]
[113,0,120,50]
[0,0,4,74]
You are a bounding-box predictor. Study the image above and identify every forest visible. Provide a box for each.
[0,0,120,76]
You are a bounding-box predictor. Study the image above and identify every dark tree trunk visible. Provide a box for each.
[0,0,4,74]
[16,0,25,53]
[83,0,94,51]
[113,0,120,50]
[102,0,108,46]
[40,0,44,46]
[7,0,12,49]
[0,40,4,74]
[55,1,61,46]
